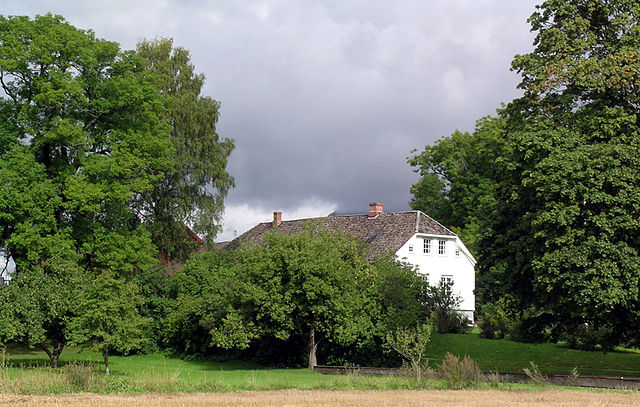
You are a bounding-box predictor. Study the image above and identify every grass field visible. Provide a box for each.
[2,345,457,394]
[426,332,640,377]
[2,390,640,407]
[2,331,640,394]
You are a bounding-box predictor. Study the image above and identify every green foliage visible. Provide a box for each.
[425,280,469,334]
[131,265,177,353]
[69,271,150,374]
[0,14,173,363]
[0,13,172,273]
[164,249,243,354]
[169,225,376,368]
[478,0,640,347]
[385,324,432,383]
[136,38,235,262]
[408,116,505,254]
[0,263,84,367]
[371,257,429,332]
[477,302,512,340]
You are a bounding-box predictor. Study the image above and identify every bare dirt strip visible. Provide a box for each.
[1,390,639,407]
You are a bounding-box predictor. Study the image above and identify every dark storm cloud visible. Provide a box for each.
[0,0,539,239]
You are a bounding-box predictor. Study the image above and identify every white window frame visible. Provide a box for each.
[423,238,431,254]
[455,248,460,257]
[408,244,414,253]
[438,239,446,255]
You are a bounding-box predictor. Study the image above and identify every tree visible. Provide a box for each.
[0,14,172,361]
[371,256,429,332]
[385,324,432,383]
[408,116,505,254]
[69,271,149,375]
[178,225,376,368]
[255,226,376,368]
[479,0,640,347]
[425,280,468,334]
[136,38,235,262]
[0,264,84,368]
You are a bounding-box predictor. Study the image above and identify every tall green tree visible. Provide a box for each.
[0,14,172,274]
[0,14,172,361]
[479,0,640,347]
[136,38,235,262]
[408,116,505,253]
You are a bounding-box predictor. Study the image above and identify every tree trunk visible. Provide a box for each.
[103,348,110,375]
[37,342,65,368]
[308,328,318,369]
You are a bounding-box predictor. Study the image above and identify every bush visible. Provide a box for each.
[477,302,510,339]
[563,323,616,351]
[426,280,470,334]
[437,352,482,389]
[522,361,548,385]
[445,312,472,334]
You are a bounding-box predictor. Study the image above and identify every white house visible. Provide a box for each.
[226,202,476,321]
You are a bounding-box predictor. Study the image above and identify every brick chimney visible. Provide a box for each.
[368,202,384,218]
[273,211,282,227]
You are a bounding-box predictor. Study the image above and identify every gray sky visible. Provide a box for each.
[1,0,539,241]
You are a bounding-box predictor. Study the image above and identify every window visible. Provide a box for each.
[455,249,460,257]
[441,275,453,294]
[408,244,414,253]
[423,238,431,254]
[438,240,446,255]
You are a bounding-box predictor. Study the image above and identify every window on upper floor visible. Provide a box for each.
[408,244,414,253]
[455,248,460,257]
[423,238,431,254]
[438,240,446,255]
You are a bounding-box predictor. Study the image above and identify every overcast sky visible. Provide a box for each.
[1,0,539,241]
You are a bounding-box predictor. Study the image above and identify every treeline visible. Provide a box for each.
[0,14,234,371]
[140,225,469,368]
[409,0,640,350]
[0,13,469,372]
[1,223,468,370]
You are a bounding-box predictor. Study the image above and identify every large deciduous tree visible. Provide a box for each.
[0,14,172,363]
[172,225,375,368]
[479,0,640,347]
[136,38,235,262]
[408,116,505,254]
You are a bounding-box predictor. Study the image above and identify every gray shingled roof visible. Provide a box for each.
[227,211,455,258]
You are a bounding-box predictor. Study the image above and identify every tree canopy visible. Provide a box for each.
[477,0,640,347]
[408,116,505,254]
[136,38,235,262]
[0,14,177,364]
[409,0,640,349]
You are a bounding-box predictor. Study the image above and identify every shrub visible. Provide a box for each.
[437,352,482,389]
[446,312,472,334]
[385,324,432,383]
[523,361,548,385]
[477,302,510,339]
[563,323,616,351]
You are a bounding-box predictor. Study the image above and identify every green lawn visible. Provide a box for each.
[2,332,639,394]
[426,332,640,377]
[1,345,441,394]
